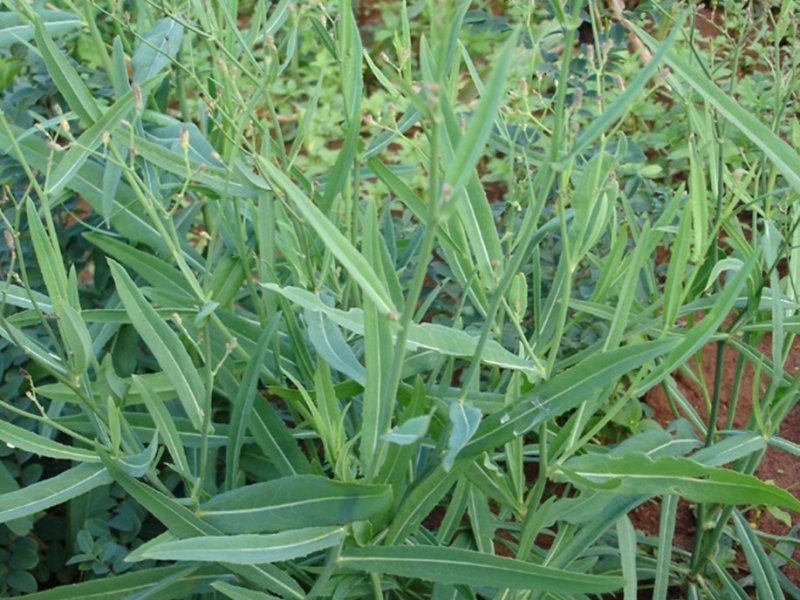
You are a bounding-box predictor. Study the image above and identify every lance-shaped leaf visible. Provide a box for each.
[136,527,345,564]
[109,260,206,430]
[132,17,184,84]
[98,450,305,599]
[555,453,800,512]
[18,565,206,600]
[0,284,53,312]
[633,23,800,195]
[0,9,80,49]
[134,376,189,474]
[0,420,98,463]
[443,31,518,200]
[338,546,623,594]
[212,582,281,600]
[47,77,162,195]
[0,463,111,524]
[256,158,396,316]
[385,338,678,543]
[31,12,99,124]
[305,309,365,384]
[263,284,544,380]
[732,510,785,599]
[443,401,481,471]
[382,414,432,446]
[199,475,392,533]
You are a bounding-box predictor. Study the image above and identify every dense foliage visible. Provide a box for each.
[0,0,798,598]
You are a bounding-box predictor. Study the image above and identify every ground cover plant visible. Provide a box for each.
[0,0,798,597]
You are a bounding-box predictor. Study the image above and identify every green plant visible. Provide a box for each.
[0,0,798,598]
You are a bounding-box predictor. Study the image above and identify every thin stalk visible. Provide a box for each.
[191,328,215,501]
[689,338,726,570]
[369,119,442,479]
[459,0,583,393]
[305,540,343,600]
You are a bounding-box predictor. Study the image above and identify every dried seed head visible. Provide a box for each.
[132,83,143,112]
[442,182,454,202]
[572,87,584,110]
[179,128,190,152]
[4,229,14,252]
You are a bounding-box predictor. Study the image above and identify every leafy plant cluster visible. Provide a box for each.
[0,0,798,599]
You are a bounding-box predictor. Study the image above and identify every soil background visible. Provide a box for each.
[637,333,800,588]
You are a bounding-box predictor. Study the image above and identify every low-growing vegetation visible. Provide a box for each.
[0,0,798,598]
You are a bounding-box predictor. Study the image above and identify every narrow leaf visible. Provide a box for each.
[0,463,111,524]
[132,17,184,84]
[339,546,623,594]
[557,454,800,512]
[139,527,345,564]
[134,375,189,474]
[0,10,80,49]
[256,158,396,316]
[264,284,544,380]
[634,24,800,195]
[305,309,365,384]
[0,420,97,463]
[109,260,206,430]
[200,475,392,533]
[31,13,100,124]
